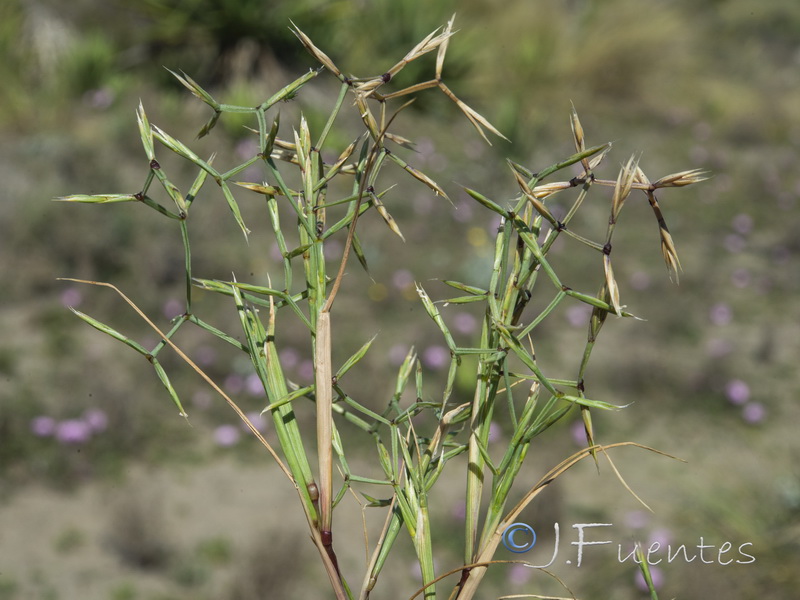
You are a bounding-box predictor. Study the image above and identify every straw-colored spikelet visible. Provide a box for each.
[611,155,639,221]
[570,104,585,152]
[603,254,622,316]
[438,81,509,145]
[653,168,708,188]
[660,226,683,283]
[290,23,341,77]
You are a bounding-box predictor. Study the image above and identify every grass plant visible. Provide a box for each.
[57,17,705,599]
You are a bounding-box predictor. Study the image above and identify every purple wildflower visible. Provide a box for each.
[566,304,591,328]
[634,565,664,591]
[224,373,245,395]
[162,298,183,319]
[706,338,733,358]
[55,419,92,444]
[422,345,450,370]
[192,390,212,410]
[298,360,314,381]
[742,402,766,425]
[279,348,300,370]
[213,424,241,447]
[452,312,478,335]
[60,287,83,308]
[242,411,267,433]
[31,416,57,437]
[83,87,114,109]
[83,409,108,432]
[570,420,588,447]
[194,345,217,367]
[709,303,733,326]
[648,528,673,548]
[391,269,414,290]
[453,200,474,223]
[487,422,501,443]
[388,344,411,366]
[724,380,750,405]
[451,500,466,521]
[624,510,650,530]
[507,563,532,585]
[235,137,259,160]
[245,373,264,396]
[731,214,754,235]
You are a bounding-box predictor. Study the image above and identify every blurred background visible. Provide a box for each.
[1,0,799,598]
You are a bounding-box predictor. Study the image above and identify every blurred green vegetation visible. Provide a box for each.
[1,0,798,598]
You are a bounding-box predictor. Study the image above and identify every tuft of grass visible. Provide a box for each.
[58,16,704,600]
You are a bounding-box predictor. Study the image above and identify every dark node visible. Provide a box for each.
[331,374,338,386]
[133,192,144,201]
[343,76,353,86]
[321,530,333,546]
[366,185,375,194]
[556,221,566,232]
[561,284,572,292]
[149,159,160,170]
[603,242,612,255]
[507,210,516,220]
[316,220,324,237]
[577,379,585,392]
[383,147,392,156]
[381,72,392,83]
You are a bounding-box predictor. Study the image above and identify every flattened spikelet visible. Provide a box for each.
[653,168,709,188]
[290,23,341,76]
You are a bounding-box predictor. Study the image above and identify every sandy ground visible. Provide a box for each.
[0,460,317,599]
[0,400,791,600]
